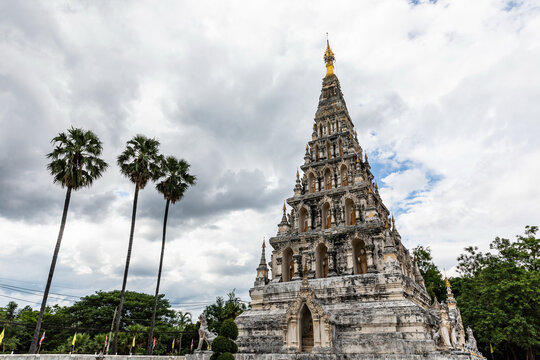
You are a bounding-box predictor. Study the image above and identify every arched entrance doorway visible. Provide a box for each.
[300,304,313,352]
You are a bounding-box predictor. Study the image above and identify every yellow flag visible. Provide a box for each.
[0,328,5,345]
[132,335,136,348]
[172,338,175,349]
[72,333,77,346]
[490,343,494,353]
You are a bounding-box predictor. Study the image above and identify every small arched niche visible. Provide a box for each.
[326,141,331,159]
[352,238,368,274]
[324,169,332,190]
[282,247,294,282]
[298,207,308,233]
[340,164,348,186]
[315,243,329,278]
[339,138,344,156]
[345,198,356,226]
[308,173,316,193]
[322,202,331,230]
[314,144,320,161]
[300,304,314,353]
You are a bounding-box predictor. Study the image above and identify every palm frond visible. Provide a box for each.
[46,128,108,189]
[117,135,162,189]
[155,155,196,204]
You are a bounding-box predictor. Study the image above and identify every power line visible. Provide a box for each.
[0,284,79,302]
[0,283,82,299]
[0,280,250,310]
[0,293,41,305]
[0,276,84,291]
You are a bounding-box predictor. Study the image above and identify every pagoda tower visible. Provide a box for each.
[234,41,483,360]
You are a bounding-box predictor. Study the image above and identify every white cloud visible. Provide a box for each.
[0,0,539,317]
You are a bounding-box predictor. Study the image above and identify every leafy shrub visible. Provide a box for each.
[217,352,235,360]
[220,319,239,340]
[211,336,234,353]
[212,318,238,359]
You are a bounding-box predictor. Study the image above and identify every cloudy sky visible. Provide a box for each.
[1,0,539,318]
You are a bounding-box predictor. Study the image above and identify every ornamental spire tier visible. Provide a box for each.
[324,36,335,77]
[234,41,483,360]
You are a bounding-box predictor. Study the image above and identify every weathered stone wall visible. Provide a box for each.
[237,272,444,356]
[0,356,185,360]
[235,353,483,360]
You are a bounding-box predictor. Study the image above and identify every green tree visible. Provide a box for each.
[203,290,246,334]
[456,226,540,360]
[1,291,183,354]
[146,156,196,354]
[66,291,175,334]
[29,128,108,353]
[2,335,20,353]
[124,324,148,355]
[55,333,97,354]
[112,135,162,354]
[4,302,18,321]
[412,246,446,302]
[14,306,38,352]
[0,301,19,352]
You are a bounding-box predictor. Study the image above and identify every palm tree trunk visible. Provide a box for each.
[112,184,139,354]
[29,187,72,353]
[146,199,170,354]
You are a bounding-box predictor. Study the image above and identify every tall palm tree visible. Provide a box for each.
[29,128,108,353]
[175,310,192,330]
[146,156,195,354]
[112,135,162,354]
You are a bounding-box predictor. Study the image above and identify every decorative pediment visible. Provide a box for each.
[341,191,358,206]
[318,195,333,207]
[321,163,334,176]
[296,202,311,214]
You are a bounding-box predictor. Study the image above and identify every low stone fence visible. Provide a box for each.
[0,355,185,360]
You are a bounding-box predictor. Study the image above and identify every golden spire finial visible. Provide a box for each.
[356,153,360,163]
[445,277,451,288]
[283,202,286,212]
[296,168,300,178]
[262,237,266,249]
[324,33,335,77]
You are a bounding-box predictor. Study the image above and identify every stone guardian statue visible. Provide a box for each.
[465,327,479,353]
[197,314,217,351]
